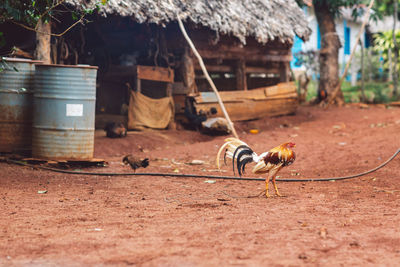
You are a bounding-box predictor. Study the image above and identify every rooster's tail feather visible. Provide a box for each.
[216,138,257,176]
[216,138,249,169]
[232,145,251,175]
[234,146,253,176]
[238,155,254,176]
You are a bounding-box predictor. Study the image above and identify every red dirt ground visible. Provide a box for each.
[1,104,400,266]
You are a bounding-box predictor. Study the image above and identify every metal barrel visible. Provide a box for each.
[0,58,41,154]
[32,64,98,160]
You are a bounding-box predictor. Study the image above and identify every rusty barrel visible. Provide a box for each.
[32,64,97,160]
[0,58,41,154]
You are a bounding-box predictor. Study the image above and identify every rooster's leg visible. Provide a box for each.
[272,176,282,197]
[265,177,270,198]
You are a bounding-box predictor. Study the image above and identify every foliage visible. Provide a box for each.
[342,81,395,103]
[296,0,374,17]
[304,80,395,103]
[0,0,108,29]
[374,30,400,69]
[375,0,400,17]
[304,79,318,101]
[353,47,387,81]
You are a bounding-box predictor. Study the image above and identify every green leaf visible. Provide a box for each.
[71,12,78,21]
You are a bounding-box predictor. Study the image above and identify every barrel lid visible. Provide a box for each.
[2,57,43,63]
[35,63,98,70]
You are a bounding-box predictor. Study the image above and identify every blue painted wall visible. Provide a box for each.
[290,35,304,69]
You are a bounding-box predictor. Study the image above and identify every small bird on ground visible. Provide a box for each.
[216,138,296,198]
[122,155,149,172]
[104,122,127,138]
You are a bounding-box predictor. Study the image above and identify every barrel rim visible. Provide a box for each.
[35,63,98,70]
[2,57,43,63]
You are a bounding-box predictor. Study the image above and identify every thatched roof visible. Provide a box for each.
[66,0,311,45]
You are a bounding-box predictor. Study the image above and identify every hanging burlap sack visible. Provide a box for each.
[128,90,174,130]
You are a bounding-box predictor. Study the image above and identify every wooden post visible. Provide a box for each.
[182,47,197,94]
[235,59,247,90]
[135,68,141,93]
[135,78,141,93]
[34,19,51,64]
[279,62,290,82]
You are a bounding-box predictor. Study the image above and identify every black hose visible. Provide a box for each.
[5,148,400,182]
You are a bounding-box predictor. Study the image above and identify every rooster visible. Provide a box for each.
[123,155,149,172]
[217,138,296,198]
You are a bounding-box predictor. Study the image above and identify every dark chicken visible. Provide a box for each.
[104,122,127,138]
[217,138,296,197]
[122,155,149,172]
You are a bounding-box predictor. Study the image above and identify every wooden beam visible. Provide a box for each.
[235,59,247,91]
[245,66,280,74]
[194,64,232,72]
[136,65,174,83]
[197,49,292,62]
[193,64,280,74]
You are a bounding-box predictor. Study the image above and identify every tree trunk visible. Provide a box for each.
[34,19,51,64]
[313,0,343,104]
[392,0,398,98]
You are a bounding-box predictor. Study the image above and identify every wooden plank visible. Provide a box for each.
[136,65,174,83]
[197,49,292,62]
[195,98,298,121]
[251,92,298,101]
[194,64,233,72]
[192,82,298,121]
[193,64,280,74]
[195,89,264,103]
[264,82,297,97]
[246,66,280,74]
[195,82,296,103]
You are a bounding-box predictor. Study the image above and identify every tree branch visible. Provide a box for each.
[11,14,85,37]
[35,0,66,31]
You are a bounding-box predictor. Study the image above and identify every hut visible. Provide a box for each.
[3,0,311,130]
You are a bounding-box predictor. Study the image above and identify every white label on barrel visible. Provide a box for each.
[66,104,83,117]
